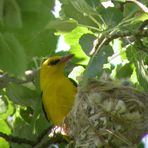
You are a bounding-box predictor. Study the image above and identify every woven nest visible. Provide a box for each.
[64,79,148,148]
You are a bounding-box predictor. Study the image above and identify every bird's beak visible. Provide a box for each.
[60,54,74,63]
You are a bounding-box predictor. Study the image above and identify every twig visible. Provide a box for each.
[0,70,38,89]
[104,29,148,45]
[0,125,68,148]
[32,125,53,148]
[0,125,52,147]
[126,0,148,13]
[105,129,133,146]
[92,29,148,55]
[35,133,68,148]
[0,132,34,146]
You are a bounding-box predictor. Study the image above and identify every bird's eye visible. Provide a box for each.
[49,59,60,65]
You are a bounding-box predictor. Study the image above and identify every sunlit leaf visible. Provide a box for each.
[64,27,90,65]
[0,94,14,120]
[68,66,85,83]
[0,96,7,114]
[130,13,148,25]
[0,138,9,148]
[0,119,11,134]
[126,46,148,90]
[0,120,10,148]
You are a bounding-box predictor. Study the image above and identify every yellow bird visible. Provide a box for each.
[40,54,77,125]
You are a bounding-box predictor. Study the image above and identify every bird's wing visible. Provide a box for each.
[41,92,49,121]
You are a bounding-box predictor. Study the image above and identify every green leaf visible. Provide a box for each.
[130,13,148,24]
[64,27,90,65]
[20,107,34,123]
[0,138,9,148]
[17,0,54,31]
[0,33,27,76]
[138,142,144,148]
[116,63,133,79]
[11,107,49,148]
[4,0,22,28]
[12,116,36,144]
[126,46,148,90]
[0,95,14,120]
[32,111,50,137]
[0,120,10,148]
[61,2,99,29]
[6,83,39,109]
[46,19,77,32]
[85,0,99,8]
[123,3,139,18]
[17,0,54,12]
[21,30,58,58]
[70,0,97,15]
[0,96,7,114]
[100,7,123,28]
[135,61,148,91]
[0,0,4,26]
[0,119,11,134]
[121,13,148,32]
[84,45,113,79]
[79,33,96,56]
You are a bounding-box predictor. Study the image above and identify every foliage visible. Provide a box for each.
[0,0,147,147]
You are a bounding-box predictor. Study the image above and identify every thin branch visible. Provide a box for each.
[104,29,148,45]
[0,125,68,148]
[34,133,68,148]
[0,70,38,89]
[0,132,34,146]
[32,125,53,148]
[126,0,148,13]
[0,125,52,147]
[92,29,148,55]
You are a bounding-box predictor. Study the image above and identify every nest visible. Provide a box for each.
[64,79,148,148]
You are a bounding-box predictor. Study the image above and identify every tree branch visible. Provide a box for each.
[126,0,148,13]
[92,28,148,55]
[0,125,67,148]
[0,125,52,147]
[104,29,148,45]
[0,70,38,89]
[32,125,53,148]
[0,132,34,146]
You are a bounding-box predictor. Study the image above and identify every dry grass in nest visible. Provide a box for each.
[64,79,148,148]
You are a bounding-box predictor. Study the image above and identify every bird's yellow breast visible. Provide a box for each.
[40,61,77,125]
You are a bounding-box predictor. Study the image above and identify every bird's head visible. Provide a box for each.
[41,54,74,74]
